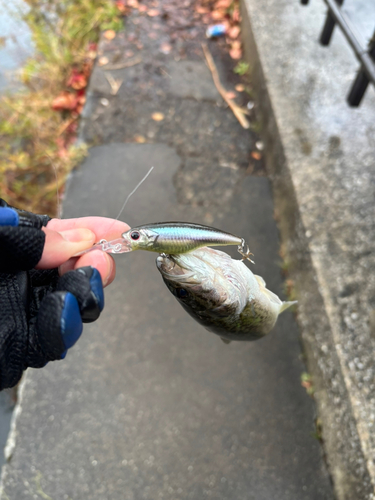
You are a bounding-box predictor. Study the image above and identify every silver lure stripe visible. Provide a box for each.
[129,222,242,253]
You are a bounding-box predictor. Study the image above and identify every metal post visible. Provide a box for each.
[348,31,375,106]
[320,0,344,45]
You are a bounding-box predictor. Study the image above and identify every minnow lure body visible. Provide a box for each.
[122,222,243,254]
[79,222,254,262]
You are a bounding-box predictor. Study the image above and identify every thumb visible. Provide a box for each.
[36,228,96,269]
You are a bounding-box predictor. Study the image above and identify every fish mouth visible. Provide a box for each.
[156,254,201,284]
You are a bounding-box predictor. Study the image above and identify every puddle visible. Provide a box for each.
[0,0,33,91]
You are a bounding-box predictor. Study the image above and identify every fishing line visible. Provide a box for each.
[115,166,154,221]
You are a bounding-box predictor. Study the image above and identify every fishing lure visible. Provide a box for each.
[81,222,254,263]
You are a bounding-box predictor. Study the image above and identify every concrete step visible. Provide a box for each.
[241,0,375,498]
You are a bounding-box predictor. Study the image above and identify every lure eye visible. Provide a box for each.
[130,231,140,240]
[176,288,188,299]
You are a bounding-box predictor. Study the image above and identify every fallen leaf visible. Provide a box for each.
[232,8,241,22]
[229,48,242,59]
[134,134,146,143]
[104,30,116,41]
[160,42,172,54]
[231,40,241,50]
[251,151,262,160]
[115,0,128,13]
[228,25,240,39]
[138,4,147,12]
[88,42,98,52]
[211,9,226,20]
[196,6,208,14]
[147,9,160,16]
[127,0,139,7]
[226,91,236,99]
[98,56,109,66]
[152,112,165,121]
[67,69,87,90]
[215,0,231,8]
[235,84,245,92]
[52,92,77,111]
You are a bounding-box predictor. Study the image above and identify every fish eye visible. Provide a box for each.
[130,231,140,240]
[176,288,188,299]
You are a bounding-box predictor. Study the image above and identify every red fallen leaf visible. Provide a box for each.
[56,137,68,158]
[52,92,77,111]
[87,42,97,52]
[66,68,87,90]
[115,0,128,13]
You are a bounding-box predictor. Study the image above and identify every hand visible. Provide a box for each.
[0,200,129,389]
[42,217,130,286]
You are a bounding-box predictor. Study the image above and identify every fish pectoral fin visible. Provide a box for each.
[220,337,232,345]
[254,274,267,288]
[280,300,298,313]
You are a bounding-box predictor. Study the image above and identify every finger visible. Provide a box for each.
[46,217,130,241]
[59,250,116,287]
[36,227,96,269]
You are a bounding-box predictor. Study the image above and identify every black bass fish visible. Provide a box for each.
[156,247,296,342]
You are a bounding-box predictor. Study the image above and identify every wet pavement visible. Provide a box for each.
[0,2,334,499]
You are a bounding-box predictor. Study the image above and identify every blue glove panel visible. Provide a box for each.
[57,267,104,323]
[60,292,83,352]
[86,267,105,314]
[0,207,19,227]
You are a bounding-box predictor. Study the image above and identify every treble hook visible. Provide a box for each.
[237,238,255,264]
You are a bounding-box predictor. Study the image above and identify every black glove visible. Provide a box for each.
[0,199,104,390]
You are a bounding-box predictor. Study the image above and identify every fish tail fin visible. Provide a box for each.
[280,301,298,313]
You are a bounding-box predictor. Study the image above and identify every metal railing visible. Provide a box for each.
[301,0,375,106]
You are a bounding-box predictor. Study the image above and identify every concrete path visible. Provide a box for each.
[1,4,333,499]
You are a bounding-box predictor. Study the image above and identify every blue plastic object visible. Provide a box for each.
[206,24,227,38]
